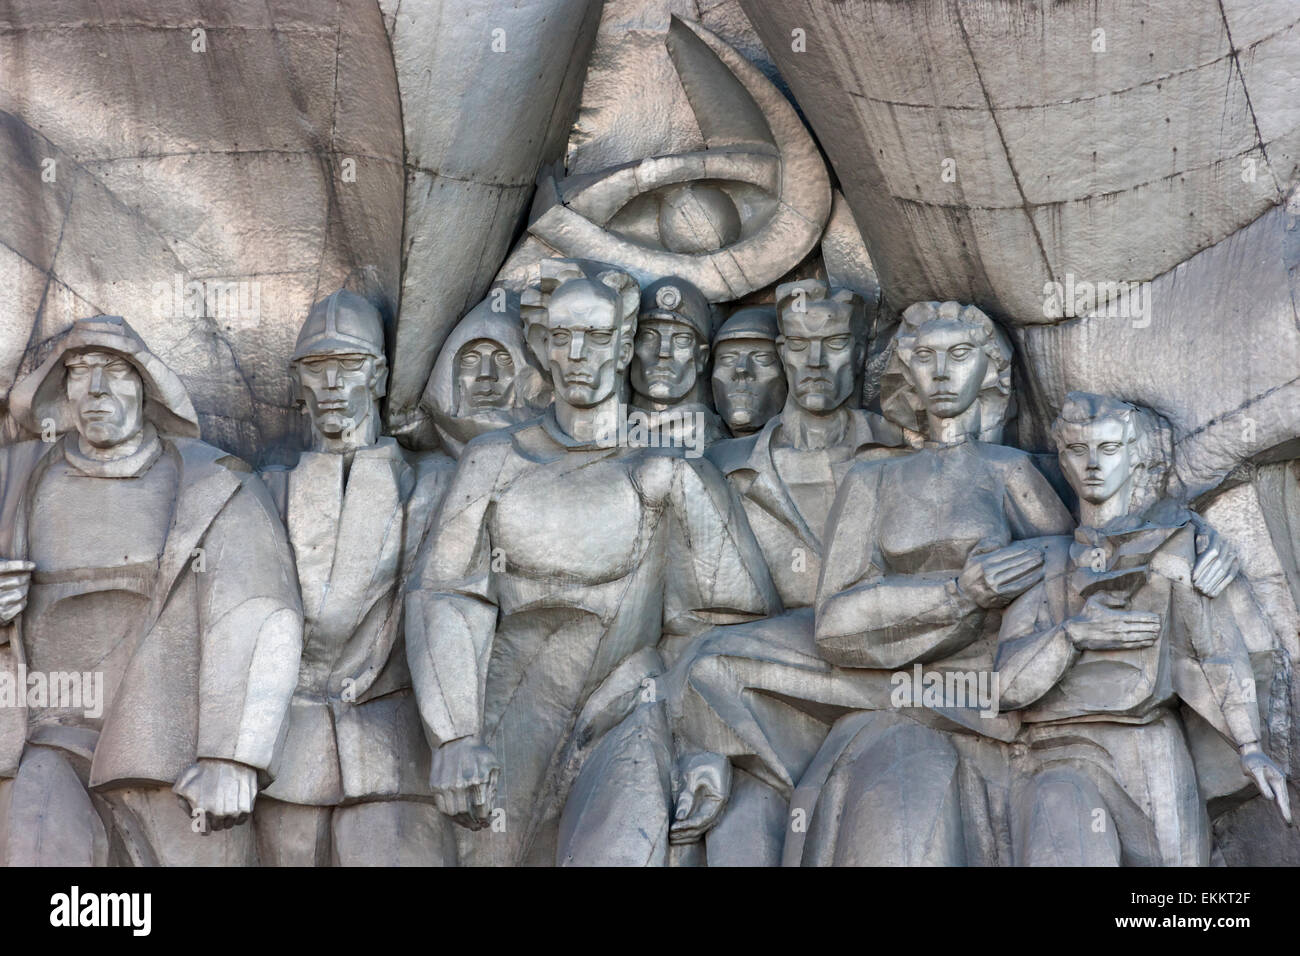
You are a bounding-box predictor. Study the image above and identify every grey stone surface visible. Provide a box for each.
[0,0,406,463]
[0,1,1296,868]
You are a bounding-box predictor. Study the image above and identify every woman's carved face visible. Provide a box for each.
[903,319,990,420]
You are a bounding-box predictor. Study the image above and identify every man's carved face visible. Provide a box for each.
[712,337,785,432]
[455,338,516,414]
[544,281,627,408]
[64,350,145,448]
[631,317,701,404]
[778,303,859,413]
[1057,418,1134,506]
[904,319,989,420]
[295,352,381,441]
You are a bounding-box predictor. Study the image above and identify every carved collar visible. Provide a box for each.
[63,424,163,478]
[539,406,619,452]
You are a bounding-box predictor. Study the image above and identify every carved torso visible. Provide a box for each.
[24,451,176,728]
[875,440,1021,574]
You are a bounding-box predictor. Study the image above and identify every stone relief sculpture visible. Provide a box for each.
[421,291,550,459]
[707,279,905,609]
[663,280,906,864]
[403,258,778,866]
[710,306,786,439]
[255,292,456,866]
[997,393,1290,866]
[665,302,1244,866]
[0,316,301,865]
[0,1,1296,869]
[496,17,831,306]
[630,276,725,451]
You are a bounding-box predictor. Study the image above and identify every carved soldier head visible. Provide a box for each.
[423,291,549,458]
[1051,392,1171,515]
[883,301,1013,444]
[291,290,388,453]
[631,277,712,407]
[11,315,200,452]
[711,306,786,436]
[774,280,867,414]
[521,259,639,411]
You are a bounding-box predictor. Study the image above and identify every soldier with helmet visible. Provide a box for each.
[255,290,456,866]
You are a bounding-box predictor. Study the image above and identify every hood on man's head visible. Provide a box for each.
[10,315,201,439]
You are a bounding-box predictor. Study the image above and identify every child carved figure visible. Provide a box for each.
[997,393,1291,866]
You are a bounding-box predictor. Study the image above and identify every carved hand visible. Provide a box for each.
[0,559,36,625]
[1239,744,1293,826]
[1192,526,1240,598]
[669,751,732,845]
[173,759,258,832]
[430,736,500,830]
[957,543,1045,608]
[1065,593,1162,650]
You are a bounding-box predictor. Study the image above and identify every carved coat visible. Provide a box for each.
[995,510,1267,864]
[706,407,905,608]
[0,436,302,788]
[260,439,454,804]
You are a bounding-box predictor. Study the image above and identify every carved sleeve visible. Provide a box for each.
[1004,454,1074,538]
[194,472,304,773]
[994,576,1076,710]
[1175,577,1262,749]
[815,461,987,668]
[404,443,504,749]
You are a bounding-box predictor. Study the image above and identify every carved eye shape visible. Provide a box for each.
[1066,443,1089,456]
[550,330,571,346]
[948,345,975,361]
[339,358,366,372]
[494,351,513,368]
[460,352,481,367]
[1100,442,1123,455]
[637,329,659,347]
[301,359,328,373]
[106,360,132,376]
[753,351,777,366]
[785,338,809,352]
[717,353,738,366]
[912,347,934,362]
[588,331,613,345]
[672,333,694,349]
[66,364,90,378]
[825,335,851,351]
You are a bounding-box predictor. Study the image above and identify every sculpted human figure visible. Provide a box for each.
[996,393,1290,865]
[706,279,905,608]
[404,258,778,866]
[629,276,726,453]
[422,291,550,459]
[710,306,786,438]
[663,280,906,864]
[0,315,301,866]
[254,291,457,866]
[667,300,1240,867]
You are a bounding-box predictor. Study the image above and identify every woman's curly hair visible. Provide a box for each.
[880,300,1014,443]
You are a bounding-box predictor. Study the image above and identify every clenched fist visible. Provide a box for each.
[430,736,500,830]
